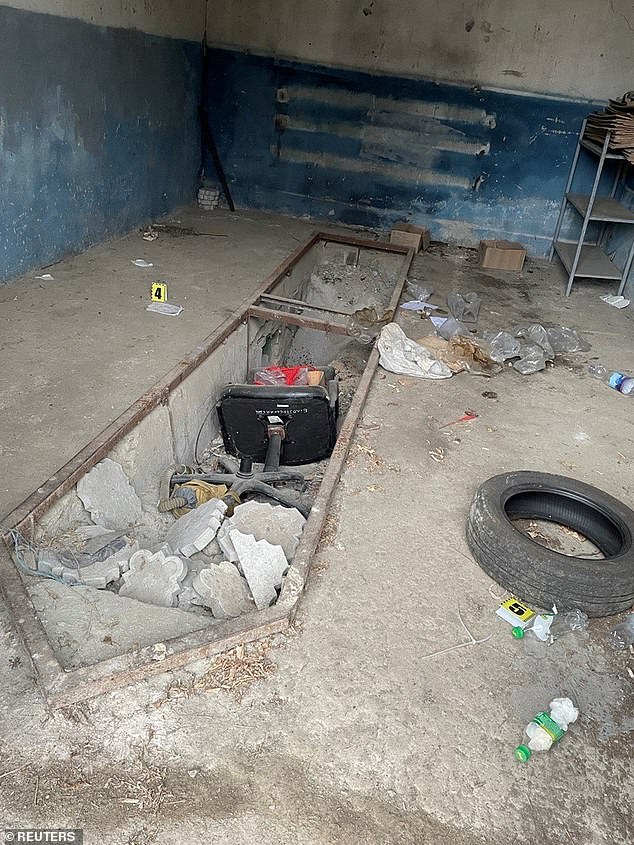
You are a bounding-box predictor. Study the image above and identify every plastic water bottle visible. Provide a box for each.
[608,372,634,395]
[515,697,578,762]
[588,365,634,395]
[588,364,608,380]
[512,609,588,642]
[607,613,634,650]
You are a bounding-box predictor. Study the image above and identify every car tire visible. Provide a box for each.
[467,471,634,617]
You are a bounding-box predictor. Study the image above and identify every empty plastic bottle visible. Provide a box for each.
[512,609,588,642]
[515,697,578,762]
[588,365,634,395]
[608,372,634,395]
[607,613,634,650]
[588,364,608,380]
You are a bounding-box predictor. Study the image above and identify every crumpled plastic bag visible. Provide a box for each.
[437,315,471,340]
[447,292,481,323]
[407,280,433,301]
[378,323,452,379]
[513,324,554,360]
[513,343,546,375]
[483,330,521,363]
[546,326,591,353]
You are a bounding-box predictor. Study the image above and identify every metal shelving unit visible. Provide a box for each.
[550,118,634,297]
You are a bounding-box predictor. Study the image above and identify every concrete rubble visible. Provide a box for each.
[119,548,188,608]
[230,530,289,610]
[37,535,139,588]
[217,501,306,563]
[165,498,227,557]
[28,457,307,623]
[76,458,143,530]
[191,562,255,618]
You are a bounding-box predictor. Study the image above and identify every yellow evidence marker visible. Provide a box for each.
[151,282,168,302]
[496,597,536,629]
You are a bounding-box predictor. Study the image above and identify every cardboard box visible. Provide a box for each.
[307,370,325,386]
[478,239,526,271]
[390,222,431,252]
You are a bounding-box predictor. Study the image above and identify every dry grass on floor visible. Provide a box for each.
[150,641,277,708]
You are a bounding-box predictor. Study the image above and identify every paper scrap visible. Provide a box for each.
[430,316,447,328]
[132,259,154,268]
[146,302,183,316]
[36,273,55,280]
[600,294,630,309]
[400,300,441,311]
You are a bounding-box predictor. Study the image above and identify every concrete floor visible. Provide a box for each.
[1,210,633,844]
[0,208,323,521]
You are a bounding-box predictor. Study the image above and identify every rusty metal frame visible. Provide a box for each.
[0,232,413,707]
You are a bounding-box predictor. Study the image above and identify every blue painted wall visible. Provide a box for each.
[206,48,606,257]
[0,6,202,283]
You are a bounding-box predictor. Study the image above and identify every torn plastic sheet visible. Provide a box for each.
[513,343,546,374]
[447,292,481,323]
[546,326,591,353]
[513,324,554,360]
[437,316,471,340]
[483,331,521,363]
[146,302,183,316]
[401,300,441,311]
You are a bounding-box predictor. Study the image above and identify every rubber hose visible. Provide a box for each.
[158,463,199,512]
[158,495,189,513]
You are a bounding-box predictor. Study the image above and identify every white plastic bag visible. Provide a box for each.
[377,323,452,380]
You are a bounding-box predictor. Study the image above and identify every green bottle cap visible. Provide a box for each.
[514,744,531,762]
[512,626,525,639]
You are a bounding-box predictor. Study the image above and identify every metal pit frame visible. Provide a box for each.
[0,232,413,706]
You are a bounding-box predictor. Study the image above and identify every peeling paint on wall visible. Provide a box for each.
[0,6,202,282]
[207,49,593,254]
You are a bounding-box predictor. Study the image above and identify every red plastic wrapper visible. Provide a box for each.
[254,365,312,386]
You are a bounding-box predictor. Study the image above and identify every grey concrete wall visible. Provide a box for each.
[206,0,633,101]
[1,0,205,40]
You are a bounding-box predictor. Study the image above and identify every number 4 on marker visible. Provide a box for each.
[151,282,168,302]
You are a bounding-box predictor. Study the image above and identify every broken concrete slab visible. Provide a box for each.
[191,562,255,619]
[60,557,123,589]
[164,498,227,558]
[76,458,143,531]
[229,530,288,610]
[119,549,188,608]
[27,580,212,668]
[217,501,305,564]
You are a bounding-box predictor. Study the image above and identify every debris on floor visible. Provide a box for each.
[601,293,630,309]
[377,323,452,379]
[16,451,309,631]
[447,291,481,323]
[119,548,188,608]
[512,608,589,643]
[515,697,578,762]
[396,280,592,378]
[230,531,289,610]
[198,186,220,210]
[131,259,153,267]
[146,302,184,316]
[77,458,143,531]
[142,225,159,241]
[190,562,254,618]
[608,613,634,649]
[217,501,306,562]
[164,498,227,558]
